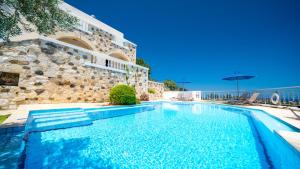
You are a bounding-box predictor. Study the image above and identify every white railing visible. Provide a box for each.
[200,86,300,106]
[76,20,92,34]
[60,2,137,49]
[39,36,148,74]
[163,91,202,101]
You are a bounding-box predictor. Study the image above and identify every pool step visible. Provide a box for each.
[26,109,92,133]
[85,105,156,120]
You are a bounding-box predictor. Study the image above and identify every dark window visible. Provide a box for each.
[0,72,19,86]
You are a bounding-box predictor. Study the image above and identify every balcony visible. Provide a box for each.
[39,36,148,74]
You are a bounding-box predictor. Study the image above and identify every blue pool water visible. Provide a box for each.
[21,102,300,168]
[0,126,24,169]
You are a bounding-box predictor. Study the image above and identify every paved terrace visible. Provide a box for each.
[0,102,299,153]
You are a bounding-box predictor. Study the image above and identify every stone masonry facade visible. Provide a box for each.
[0,5,165,110]
[148,81,164,100]
[49,28,137,63]
[0,39,152,110]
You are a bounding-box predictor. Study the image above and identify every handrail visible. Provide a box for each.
[197,86,300,105]
[255,86,300,91]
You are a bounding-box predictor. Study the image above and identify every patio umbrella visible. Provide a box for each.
[222,74,255,98]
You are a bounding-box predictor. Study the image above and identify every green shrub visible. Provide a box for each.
[148,88,156,94]
[0,114,10,124]
[109,84,137,105]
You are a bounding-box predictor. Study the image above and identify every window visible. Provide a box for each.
[0,72,20,86]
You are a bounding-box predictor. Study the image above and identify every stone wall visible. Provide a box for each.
[49,28,136,63]
[0,39,147,110]
[148,81,164,100]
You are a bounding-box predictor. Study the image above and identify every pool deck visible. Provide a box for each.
[1,102,299,153]
[244,105,300,153]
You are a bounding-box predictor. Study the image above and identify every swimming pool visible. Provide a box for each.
[22,102,300,168]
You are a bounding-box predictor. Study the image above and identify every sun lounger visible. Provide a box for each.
[228,92,260,105]
[289,107,300,119]
[227,92,249,104]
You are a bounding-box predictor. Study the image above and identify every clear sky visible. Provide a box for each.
[65,0,300,90]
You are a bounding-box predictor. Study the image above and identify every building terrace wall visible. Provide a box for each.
[148,81,164,100]
[0,39,146,110]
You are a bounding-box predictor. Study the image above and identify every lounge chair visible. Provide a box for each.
[243,92,260,104]
[227,92,249,104]
[290,106,300,112]
[228,92,260,105]
[289,107,300,119]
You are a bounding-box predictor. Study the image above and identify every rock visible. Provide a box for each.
[20,87,27,90]
[20,40,32,46]
[9,60,29,65]
[0,99,9,107]
[34,82,43,86]
[50,54,70,65]
[23,66,30,70]
[19,51,27,55]
[0,88,10,92]
[45,42,57,48]
[70,84,76,88]
[33,60,40,64]
[35,70,44,75]
[34,89,45,95]
[41,47,55,55]
[27,47,40,55]
[13,95,26,102]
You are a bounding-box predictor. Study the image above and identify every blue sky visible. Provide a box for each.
[65,0,300,90]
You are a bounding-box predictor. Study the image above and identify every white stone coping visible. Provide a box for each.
[245,106,300,130]
[242,105,300,154]
[84,62,127,74]
[276,130,300,153]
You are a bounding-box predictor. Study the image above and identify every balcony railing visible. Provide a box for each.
[200,86,300,106]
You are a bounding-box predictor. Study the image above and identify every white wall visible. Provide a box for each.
[163,91,202,101]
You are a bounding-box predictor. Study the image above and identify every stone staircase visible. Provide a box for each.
[26,108,92,133]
